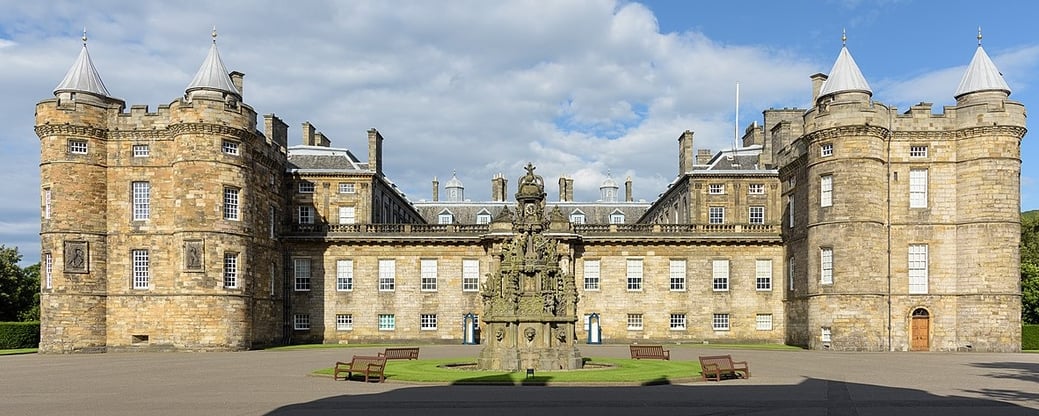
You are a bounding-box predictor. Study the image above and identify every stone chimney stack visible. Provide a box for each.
[625,176,633,202]
[565,177,574,202]
[558,176,569,202]
[302,122,317,146]
[263,114,288,147]
[315,132,330,147]
[678,130,694,175]
[230,71,244,96]
[811,73,828,104]
[368,128,383,176]
[491,173,508,202]
[432,177,439,202]
[696,149,713,165]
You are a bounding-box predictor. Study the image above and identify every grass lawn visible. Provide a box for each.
[316,357,701,384]
[0,348,37,356]
[264,343,401,351]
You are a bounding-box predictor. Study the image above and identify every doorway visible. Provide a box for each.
[910,308,930,351]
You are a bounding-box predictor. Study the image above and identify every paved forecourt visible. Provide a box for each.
[2,345,1037,415]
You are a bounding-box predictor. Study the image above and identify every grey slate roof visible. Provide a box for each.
[954,45,1011,98]
[54,42,110,97]
[185,41,240,97]
[287,146,367,172]
[818,46,872,97]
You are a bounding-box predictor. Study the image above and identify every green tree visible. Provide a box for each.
[1022,211,1039,324]
[18,263,39,321]
[0,245,30,321]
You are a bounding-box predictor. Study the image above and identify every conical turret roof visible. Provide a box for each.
[53,33,110,97]
[185,31,240,97]
[818,45,872,98]
[954,44,1010,98]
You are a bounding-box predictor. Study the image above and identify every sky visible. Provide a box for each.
[0,0,1036,265]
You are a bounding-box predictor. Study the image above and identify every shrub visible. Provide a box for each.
[0,322,40,349]
[1024,325,1039,350]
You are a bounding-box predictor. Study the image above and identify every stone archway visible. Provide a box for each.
[910,308,930,351]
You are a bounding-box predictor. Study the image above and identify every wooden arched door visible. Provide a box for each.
[910,308,930,351]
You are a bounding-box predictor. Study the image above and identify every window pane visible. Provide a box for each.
[756,259,772,290]
[669,260,686,291]
[462,259,480,291]
[712,259,729,291]
[421,259,438,291]
[132,250,149,289]
[336,259,353,291]
[626,259,642,291]
[584,260,600,290]
[379,259,395,291]
[294,258,311,291]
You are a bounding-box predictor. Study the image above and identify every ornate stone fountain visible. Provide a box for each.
[478,163,583,371]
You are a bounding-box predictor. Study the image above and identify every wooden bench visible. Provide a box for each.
[629,345,670,360]
[698,354,750,381]
[379,347,420,360]
[334,355,387,382]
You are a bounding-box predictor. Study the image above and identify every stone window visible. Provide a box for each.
[748,183,765,194]
[223,187,239,221]
[756,259,772,291]
[626,258,643,291]
[378,314,395,330]
[269,262,277,297]
[338,183,356,193]
[43,188,51,220]
[749,206,764,224]
[336,314,353,331]
[908,244,928,294]
[420,259,438,291]
[223,253,238,289]
[821,327,832,343]
[293,258,311,291]
[297,206,314,224]
[820,247,833,285]
[44,253,52,290]
[420,314,437,330]
[909,169,928,208]
[336,259,353,291]
[708,183,725,194]
[378,259,395,291]
[338,206,356,224]
[669,259,686,291]
[712,259,729,291]
[712,313,730,331]
[787,197,793,227]
[221,140,239,155]
[709,206,725,224]
[132,144,149,157]
[269,206,277,239]
[462,259,480,291]
[132,181,150,221]
[910,146,928,158]
[583,260,600,291]
[298,181,315,194]
[820,175,833,207]
[788,256,795,291]
[68,139,88,154]
[626,314,643,330]
[756,314,773,331]
[820,143,833,157]
[132,249,149,290]
[293,314,310,331]
[669,313,687,330]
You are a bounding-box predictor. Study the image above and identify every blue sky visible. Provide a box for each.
[0,0,1035,265]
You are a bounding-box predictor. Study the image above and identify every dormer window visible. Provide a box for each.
[476,209,492,224]
[609,209,625,224]
[437,209,454,224]
[569,210,586,224]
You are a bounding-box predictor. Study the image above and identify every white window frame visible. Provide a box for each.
[68,139,88,154]
[462,259,480,292]
[669,313,687,330]
[297,206,314,224]
[438,213,453,224]
[909,169,928,209]
[708,183,725,194]
[223,187,239,221]
[132,181,150,221]
[669,259,686,291]
[293,258,311,291]
[756,259,773,291]
[709,206,725,224]
[269,262,276,296]
[756,314,773,331]
[378,314,395,330]
[908,244,928,294]
[338,183,356,194]
[44,253,53,289]
[221,140,239,155]
[788,256,795,291]
[820,143,833,157]
[420,259,438,291]
[293,314,310,330]
[820,175,833,207]
[712,313,730,331]
[336,259,353,291]
[335,314,353,331]
[132,249,149,290]
[820,247,833,285]
[298,181,315,194]
[223,253,238,289]
[43,188,51,220]
[788,197,794,227]
[626,313,643,330]
[570,213,586,224]
[821,327,832,342]
[132,144,149,157]
[338,206,356,224]
[420,314,438,331]
[583,260,600,291]
[748,183,765,194]
[626,258,643,291]
[909,146,928,158]
[609,213,625,224]
[378,259,395,291]
[476,213,492,224]
[749,206,764,224]
[712,259,729,291]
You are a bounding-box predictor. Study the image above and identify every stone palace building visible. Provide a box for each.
[35,32,1025,353]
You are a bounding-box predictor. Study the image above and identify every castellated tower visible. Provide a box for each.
[35,33,288,352]
[780,34,1025,352]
